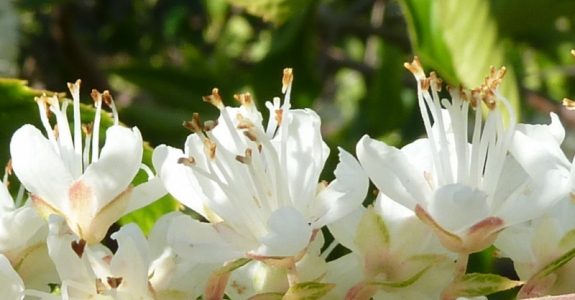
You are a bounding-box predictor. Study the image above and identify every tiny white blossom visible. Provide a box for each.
[10,81,165,244]
[154,69,368,258]
[356,58,567,254]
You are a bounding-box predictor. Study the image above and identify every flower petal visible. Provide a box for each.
[10,124,73,208]
[312,148,368,228]
[283,109,330,210]
[0,254,24,300]
[125,176,167,214]
[256,207,313,257]
[428,183,490,233]
[356,135,430,210]
[153,145,208,218]
[80,126,142,211]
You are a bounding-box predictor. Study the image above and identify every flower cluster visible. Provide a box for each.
[2,59,575,300]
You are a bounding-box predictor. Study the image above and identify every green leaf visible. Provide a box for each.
[399,0,520,114]
[248,293,284,300]
[282,282,335,300]
[0,79,57,168]
[224,0,310,24]
[446,273,523,297]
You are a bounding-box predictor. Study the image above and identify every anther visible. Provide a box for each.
[282,68,294,94]
[203,88,224,109]
[235,148,253,164]
[204,120,218,131]
[102,90,113,107]
[183,113,204,133]
[71,239,87,258]
[403,56,426,80]
[204,139,216,160]
[234,93,253,107]
[177,157,196,166]
[107,277,123,289]
[275,108,283,125]
[90,89,102,104]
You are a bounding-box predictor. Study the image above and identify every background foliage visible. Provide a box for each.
[3,0,575,298]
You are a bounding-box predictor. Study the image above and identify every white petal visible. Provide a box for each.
[494,224,536,278]
[283,109,329,209]
[81,126,142,211]
[0,183,14,211]
[324,254,363,299]
[110,224,150,294]
[0,205,45,253]
[312,148,368,228]
[256,207,313,257]
[327,207,364,253]
[46,215,93,284]
[153,145,207,218]
[428,183,490,233]
[510,128,570,179]
[0,254,24,300]
[125,176,167,214]
[165,213,243,263]
[356,135,429,210]
[495,168,569,226]
[10,125,72,208]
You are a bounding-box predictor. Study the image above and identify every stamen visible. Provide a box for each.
[183,113,204,133]
[204,139,217,160]
[282,68,294,95]
[82,124,93,170]
[35,95,59,151]
[235,149,253,164]
[234,93,254,108]
[202,88,224,109]
[275,107,283,127]
[90,90,103,163]
[102,90,119,126]
[67,80,82,166]
[403,56,426,81]
[204,120,218,131]
[107,277,123,288]
[177,157,196,166]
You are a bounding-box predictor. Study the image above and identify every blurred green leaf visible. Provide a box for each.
[399,0,520,113]
[225,0,311,24]
[0,79,50,166]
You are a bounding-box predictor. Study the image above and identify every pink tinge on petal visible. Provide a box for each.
[80,126,142,212]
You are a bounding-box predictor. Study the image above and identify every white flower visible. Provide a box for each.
[357,58,567,254]
[47,213,214,300]
[10,81,165,244]
[326,193,455,299]
[154,69,368,258]
[495,113,575,297]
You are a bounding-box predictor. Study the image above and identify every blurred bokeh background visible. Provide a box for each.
[4,0,575,160]
[2,1,575,297]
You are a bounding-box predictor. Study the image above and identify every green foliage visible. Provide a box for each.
[399,0,520,114]
[446,273,523,298]
[6,1,575,298]
[0,79,48,166]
